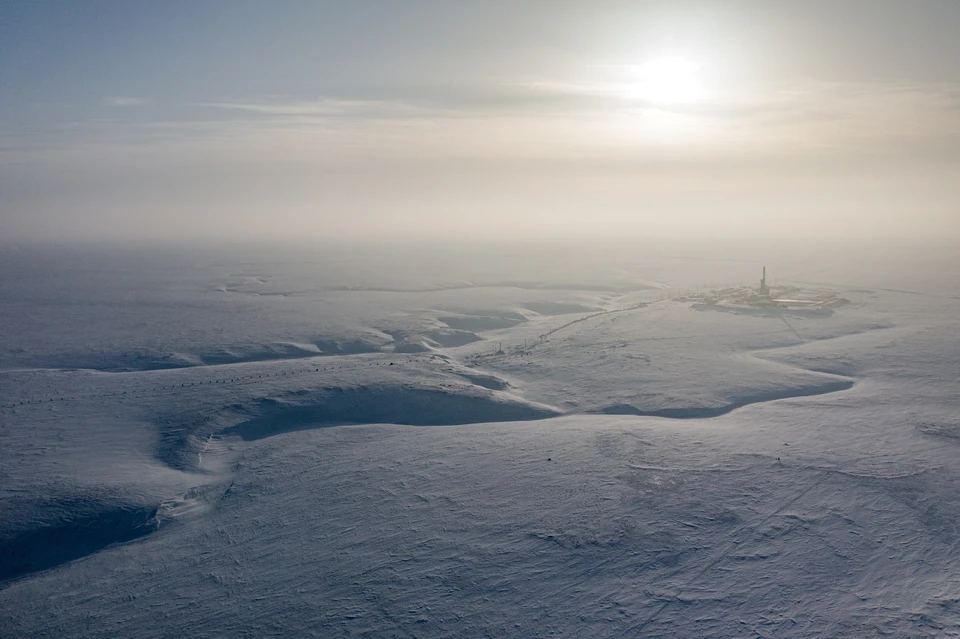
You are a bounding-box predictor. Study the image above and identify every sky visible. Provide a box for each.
[2,0,959,242]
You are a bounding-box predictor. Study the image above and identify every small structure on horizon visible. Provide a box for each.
[759,266,770,297]
[679,265,849,314]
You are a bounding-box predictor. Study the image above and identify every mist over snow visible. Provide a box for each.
[2,239,960,637]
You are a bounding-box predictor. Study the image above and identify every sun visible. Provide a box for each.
[628,56,706,106]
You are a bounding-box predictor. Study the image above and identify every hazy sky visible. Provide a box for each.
[2,0,959,241]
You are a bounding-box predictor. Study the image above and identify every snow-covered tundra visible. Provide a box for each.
[2,241,959,637]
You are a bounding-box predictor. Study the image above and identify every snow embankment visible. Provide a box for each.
[219,385,559,441]
[0,495,159,586]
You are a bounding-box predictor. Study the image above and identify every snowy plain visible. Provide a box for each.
[1,239,959,637]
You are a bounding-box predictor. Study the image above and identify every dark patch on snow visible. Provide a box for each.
[455,371,510,390]
[386,328,483,350]
[0,501,158,586]
[917,422,960,441]
[523,302,597,316]
[758,353,861,378]
[392,340,433,353]
[220,386,558,441]
[14,339,387,373]
[595,379,855,419]
[439,315,525,332]
[422,329,484,348]
[154,412,219,472]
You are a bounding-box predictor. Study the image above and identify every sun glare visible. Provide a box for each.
[629,56,706,106]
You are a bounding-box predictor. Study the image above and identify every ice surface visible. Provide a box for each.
[2,240,959,637]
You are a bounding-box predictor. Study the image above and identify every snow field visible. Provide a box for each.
[2,242,959,636]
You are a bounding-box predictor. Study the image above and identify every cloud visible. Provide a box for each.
[189,79,910,126]
[8,77,958,176]
[103,96,147,107]
[194,98,428,119]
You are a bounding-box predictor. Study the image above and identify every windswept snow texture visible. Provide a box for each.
[2,241,960,637]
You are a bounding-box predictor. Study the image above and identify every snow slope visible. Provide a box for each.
[1,240,959,637]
